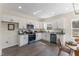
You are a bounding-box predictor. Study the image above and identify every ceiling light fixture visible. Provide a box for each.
[73,3,79,14]
[18,6,22,9]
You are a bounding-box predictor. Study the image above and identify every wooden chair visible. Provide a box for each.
[74,50,79,56]
[74,38,79,56]
[75,39,79,44]
[57,39,72,56]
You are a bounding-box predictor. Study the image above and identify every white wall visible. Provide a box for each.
[63,14,73,41]
[0,21,2,55]
[1,22,19,49]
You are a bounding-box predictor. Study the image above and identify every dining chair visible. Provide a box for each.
[57,39,72,56]
[74,49,79,56]
[75,39,79,44]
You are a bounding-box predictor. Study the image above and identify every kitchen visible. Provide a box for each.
[0,3,74,56]
[0,15,64,48]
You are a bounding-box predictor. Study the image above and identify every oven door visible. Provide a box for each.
[50,34,57,44]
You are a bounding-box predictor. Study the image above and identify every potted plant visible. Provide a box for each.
[60,29,65,35]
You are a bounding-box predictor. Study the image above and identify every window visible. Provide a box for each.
[72,21,79,36]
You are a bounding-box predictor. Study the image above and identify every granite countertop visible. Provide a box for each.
[18,30,64,35]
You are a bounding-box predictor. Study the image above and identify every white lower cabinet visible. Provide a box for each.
[41,33,50,42]
[19,35,28,47]
[45,33,50,42]
[36,33,42,41]
[19,33,50,47]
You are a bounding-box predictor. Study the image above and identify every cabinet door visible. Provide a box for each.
[19,35,24,46]
[24,35,28,45]
[41,33,45,40]
[19,35,28,47]
[41,33,50,42]
[45,33,50,42]
[50,34,57,44]
[36,33,41,41]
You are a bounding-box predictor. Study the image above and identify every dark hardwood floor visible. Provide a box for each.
[2,40,69,56]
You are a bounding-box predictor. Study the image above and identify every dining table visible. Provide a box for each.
[66,44,79,56]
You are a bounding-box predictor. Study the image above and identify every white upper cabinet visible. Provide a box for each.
[51,19,64,29]
[43,22,52,30]
[34,23,40,29]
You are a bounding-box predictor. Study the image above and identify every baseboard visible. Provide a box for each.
[2,45,18,50]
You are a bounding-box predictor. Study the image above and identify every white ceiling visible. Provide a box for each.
[1,3,74,18]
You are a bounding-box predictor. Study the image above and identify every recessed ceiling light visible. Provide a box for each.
[18,6,22,9]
